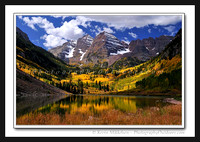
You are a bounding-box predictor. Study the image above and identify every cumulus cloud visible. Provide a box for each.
[163,25,176,32]
[50,15,182,32]
[80,15,182,30]
[19,15,181,48]
[93,25,115,35]
[90,28,96,33]
[51,15,68,20]
[22,17,37,30]
[21,16,84,48]
[94,25,103,35]
[42,34,67,48]
[22,16,54,31]
[46,20,84,40]
[128,32,138,38]
[76,16,92,28]
[103,27,115,33]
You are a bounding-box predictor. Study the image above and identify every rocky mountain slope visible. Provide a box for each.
[48,31,174,68]
[70,34,93,64]
[128,35,174,61]
[49,34,94,64]
[135,28,182,92]
[48,40,77,63]
[82,31,129,65]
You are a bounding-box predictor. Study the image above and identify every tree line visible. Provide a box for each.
[136,68,181,91]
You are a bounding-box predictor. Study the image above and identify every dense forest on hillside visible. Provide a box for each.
[16,27,182,96]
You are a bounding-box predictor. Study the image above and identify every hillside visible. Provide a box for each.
[16,27,79,95]
[110,56,143,70]
[16,27,77,73]
[16,27,182,96]
[110,29,182,95]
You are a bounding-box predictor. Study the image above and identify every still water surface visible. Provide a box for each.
[17,94,170,117]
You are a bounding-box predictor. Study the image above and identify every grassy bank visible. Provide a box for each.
[16,104,181,125]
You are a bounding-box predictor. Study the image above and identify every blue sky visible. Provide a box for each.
[16,15,182,50]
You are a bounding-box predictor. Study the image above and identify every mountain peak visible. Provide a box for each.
[79,34,93,47]
[100,31,117,39]
[128,34,174,61]
[68,40,77,46]
[83,34,93,39]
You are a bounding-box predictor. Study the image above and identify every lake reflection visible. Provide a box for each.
[25,95,168,116]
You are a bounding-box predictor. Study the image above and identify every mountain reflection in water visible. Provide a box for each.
[17,94,168,117]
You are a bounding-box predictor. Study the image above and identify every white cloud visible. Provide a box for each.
[90,28,96,33]
[128,32,138,38]
[47,20,84,40]
[40,34,47,40]
[51,15,68,20]
[49,15,182,32]
[93,25,115,35]
[42,34,67,48]
[148,29,151,33]
[164,25,176,32]
[79,15,182,30]
[18,15,23,19]
[103,27,115,33]
[22,16,54,31]
[19,15,182,48]
[21,16,84,48]
[93,25,103,35]
[76,16,92,28]
[22,17,37,30]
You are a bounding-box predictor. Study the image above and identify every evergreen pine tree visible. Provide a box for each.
[99,81,101,90]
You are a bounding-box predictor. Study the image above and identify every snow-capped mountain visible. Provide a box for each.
[103,32,130,55]
[48,40,77,63]
[69,34,94,64]
[82,31,129,65]
[80,34,93,47]
[49,34,94,64]
[48,31,174,67]
[49,32,130,65]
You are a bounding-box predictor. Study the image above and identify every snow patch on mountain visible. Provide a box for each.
[82,35,93,46]
[110,48,130,56]
[104,32,117,39]
[105,33,123,47]
[79,49,83,54]
[64,46,75,58]
[79,49,87,61]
